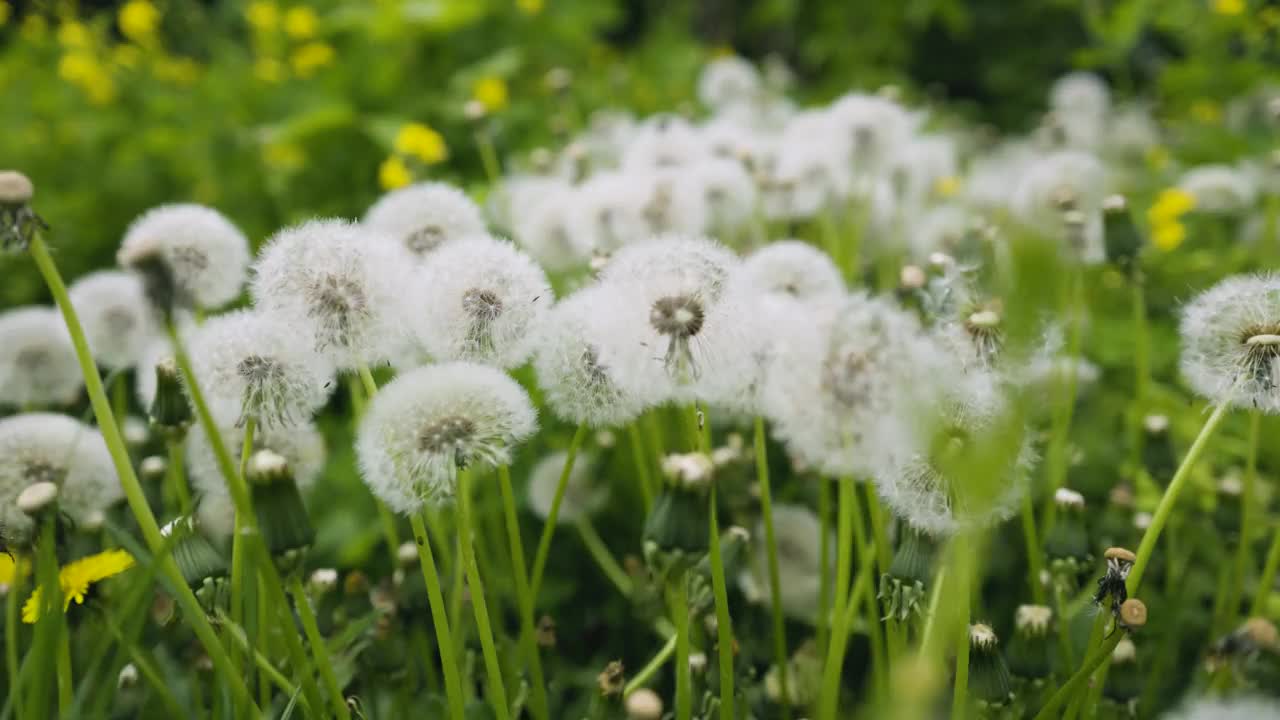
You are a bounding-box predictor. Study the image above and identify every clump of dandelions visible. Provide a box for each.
[186,309,334,428]
[357,362,537,513]
[117,204,251,311]
[738,503,832,622]
[252,219,413,370]
[68,270,159,370]
[532,284,651,428]
[0,413,120,544]
[413,234,553,369]
[363,181,487,258]
[526,450,604,524]
[740,241,846,301]
[0,307,83,408]
[1180,273,1280,412]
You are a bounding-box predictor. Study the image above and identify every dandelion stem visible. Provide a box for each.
[623,633,678,698]
[474,129,503,186]
[1031,630,1127,720]
[56,620,73,717]
[832,478,855,644]
[950,568,970,720]
[457,467,511,720]
[754,416,791,716]
[708,487,735,720]
[5,561,22,715]
[818,535,877,720]
[1043,268,1085,531]
[574,518,633,597]
[165,438,192,516]
[27,232,258,715]
[409,511,467,720]
[353,365,405,563]
[289,575,349,719]
[228,418,257,720]
[1221,410,1261,632]
[628,422,655,510]
[1020,491,1047,605]
[817,477,832,659]
[670,575,692,720]
[1253,523,1280,616]
[529,423,587,602]
[498,465,551,720]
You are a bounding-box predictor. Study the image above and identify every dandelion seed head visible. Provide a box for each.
[526,450,604,524]
[569,171,652,253]
[1048,72,1110,149]
[1179,164,1258,214]
[621,115,711,170]
[252,219,413,370]
[889,134,959,207]
[413,234,552,369]
[1011,150,1107,263]
[0,307,83,408]
[827,93,913,176]
[697,56,762,111]
[186,309,334,428]
[1180,273,1280,412]
[356,362,537,513]
[741,241,845,301]
[67,270,159,370]
[363,182,487,258]
[689,158,757,235]
[118,204,250,310]
[0,413,119,544]
[511,181,593,271]
[738,503,832,623]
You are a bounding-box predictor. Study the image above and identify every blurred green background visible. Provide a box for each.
[1,0,1274,307]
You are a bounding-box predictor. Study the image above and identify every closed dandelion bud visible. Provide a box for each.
[644,452,713,575]
[1215,473,1245,536]
[1103,637,1141,704]
[1044,488,1090,583]
[118,204,250,314]
[0,170,45,252]
[393,541,429,617]
[149,357,193,436]
[1006,605,1054,682]
[117,662,139,690]
[879,525,935,621]
[162,516,227,595]
[967,624,1014,708]
[246,449,315,566]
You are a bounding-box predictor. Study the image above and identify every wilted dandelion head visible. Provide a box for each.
[739,503,832,623]
[356,362,537,513]
[117,204,250,310]
[741,241,845,301]
[873,370,1035,537]
[697,56,762,111]
[1178,164,1258,214]
[186,310,334,428]
[363,181,487,258]
[1011,150,1107,263]
[532,284,650,427]
[67,270,159,370]
[0,413,119,544]
[413,234,553,369]
[526,450,603,524]
[252,219,413,369]
[0,307,83,408]
[1180,273,1280,412]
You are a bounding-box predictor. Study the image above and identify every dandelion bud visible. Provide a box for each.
[644,458,712,575]
[0,170,45,252]
[17,481,58,517]
[118,204,250,313]
[967,624,1014,708]
[117,662,139,690]
[162,516,228,605]
[0,307,83,408]
[625,688,663,720]
[1104,637,1142,704]
[596,660,625,697]
[363,182,486,259]
[139,456,167,482]
[1044,488,1090,584]
[879,526,934,622]
[309,568,339,596]
[1180,274,1280,412]
[122,417,151,448]
[1102,194,1141,273]
[464,99,487,122]
[0,170,33,204]
[148,357,193,437]
[246,449,315,565]
[900,264,927,290]
[1007,605,1054,682]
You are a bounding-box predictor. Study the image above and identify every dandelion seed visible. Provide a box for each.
[0,307,83,408]
[118,204,250,310]
[363,181,487,258]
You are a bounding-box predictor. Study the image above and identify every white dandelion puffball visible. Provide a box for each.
[741,241,845,301]
[597,234,748,396]
[1105,104,1160,159]
[738,503,832,623]
[363,182,487,258]
[635,169,709,239]
[357,362,537,513]
[1180,273,1280,412]
[907,204,974,260]
[873,369,1035,537]
[1178,165,1258,214]
[568,171,652,253]
[532,284,651,428]
[186,309,334,428]
[827,92,914,177]
[251,219,414,370]
[689,158,758,236]
[1011,150,1107,263]
[1160,696,1280,720]
[526,450,604,524]
[759,136,845,220]
[413,234,553,369]
[511,181,592,272]
[890,134,959,207]
[0,413,119,543]
[1048,72,1110,149]
[117,204,250,309]
[68,270,159,370]
[188,420,326,539]
[0,307,83,408]
[697,56,762,111]
[620,115,711,170]
[763,294,932,478]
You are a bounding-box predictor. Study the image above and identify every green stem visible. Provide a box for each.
[27,233,258,715]
[498,466,550,720]
[1043,268,1085,531]
[754,416,791,716]
[409,511,467,720]
[671,577,692,720]
[627,422,655,510]
[290,575,350,719]
[353,364,404,563]
[708,488,735,720]
[529,424,587,602]
[56,622,72,717]
[229,419,256,720]
[818,542,877,720]
[622,634,677,698]
[111,371,127,426]
[165,438,192,516]
[831,478,855,648]
[474,129,503,185]
[457,468,511,720]
[574,518,633,597]
[817,477,832,658]
[1253,522,1280,616]
[1128,398,1234,594]
[6,560,22,715]
[1222,410,1261,631]
[1021,491,1047,605]
[950,570,970,720]
[1031,631,1127,720]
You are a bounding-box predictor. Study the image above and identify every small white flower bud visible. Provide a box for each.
[464,100,487,121]
[688,652,707,675]
[18,481,58,516]
[661,452,715,489]
[117,663,139,689]
[140,456,168,481]
[309,568,339,595]
[1054,488,1085,510]
[625,688,663,720]
[900,265,927,289]
[397,541,418,566]
[0,171,34,204]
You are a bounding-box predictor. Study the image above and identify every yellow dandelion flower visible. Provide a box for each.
[1147,188,1197,225]
[0,552,21,588]
[1213,0,1246,16]
[23,549,134,623]
[246,1,280,32]
[58,52,97,83]
[118,0,161,43]
[394,123,448,165]
[283,6,318,39]
[379,155,413,191]
[0,2,12,27]
[290,41,334,78]
[1152,221,1187,252]
[516,0,544,15]
[473,76,509,113]
[57,20,92,49]
[934,176,962,199]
